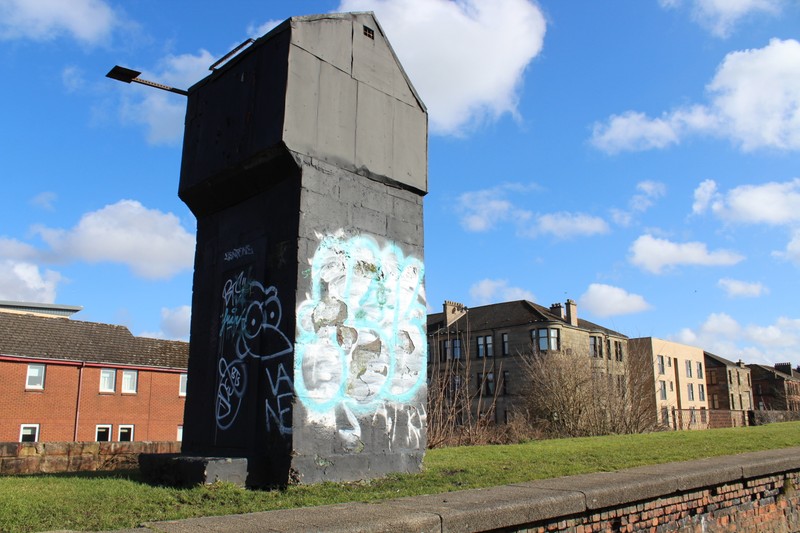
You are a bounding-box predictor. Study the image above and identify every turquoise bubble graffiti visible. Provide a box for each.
[294,233,427,421]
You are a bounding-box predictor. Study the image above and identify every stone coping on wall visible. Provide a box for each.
[132,446,800,532]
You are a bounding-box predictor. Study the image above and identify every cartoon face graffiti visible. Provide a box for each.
[215,272,294,432]
[238,284,293,361]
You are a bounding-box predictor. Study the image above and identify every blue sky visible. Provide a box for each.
[2,0,800,367]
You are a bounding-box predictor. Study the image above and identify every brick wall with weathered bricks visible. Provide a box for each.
[0,441,181,474]
[516,471,799,532]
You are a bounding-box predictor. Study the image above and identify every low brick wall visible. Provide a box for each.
[0,441,181,475]
[143,447,800,532]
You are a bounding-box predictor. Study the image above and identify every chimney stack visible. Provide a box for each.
[444,300,467,327]
[549,303,564,319]
[565,299,578,326]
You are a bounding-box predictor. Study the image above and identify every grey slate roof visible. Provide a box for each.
[704,351,739,367]
[0,312,188,369]
[427,300,627,338]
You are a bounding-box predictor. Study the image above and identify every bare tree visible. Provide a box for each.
[519,345,658,438]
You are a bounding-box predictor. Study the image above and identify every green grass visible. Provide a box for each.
[2,422,799,532]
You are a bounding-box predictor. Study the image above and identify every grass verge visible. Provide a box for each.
[1,422,799,532]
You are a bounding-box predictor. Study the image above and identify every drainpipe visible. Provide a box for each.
[73,362,85,441]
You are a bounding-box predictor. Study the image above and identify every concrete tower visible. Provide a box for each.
[177,12,427,485]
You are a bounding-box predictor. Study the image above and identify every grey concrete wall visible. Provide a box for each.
[290,155,426,483]
[140,447,800,532]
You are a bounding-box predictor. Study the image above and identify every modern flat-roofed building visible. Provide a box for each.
[629,337,709,429]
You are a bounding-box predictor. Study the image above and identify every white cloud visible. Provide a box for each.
[674,312,800,366]
[0,0,117,44]
[712,178,800,225]
[578,283,651,318]
[528,212,610,239]
[773,229,800,265]
[141,305,191,340]
[118,50,214,145]
[33,200,194,279]
[337,0,546,136]
[457,183,534,232]
[629,234,744,274]
[718,277,768,297]
[590,111,681,154]
[591,39,800,153]
[457,187,530,232]
[691,179,718,215]
[612,181,667,226]
[0,260,61,303]
[659,0,785,38]
[469,278,535,306]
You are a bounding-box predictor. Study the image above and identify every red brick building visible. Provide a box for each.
[0,304,188,443]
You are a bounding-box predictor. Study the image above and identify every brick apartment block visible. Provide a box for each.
[0,302,187,443]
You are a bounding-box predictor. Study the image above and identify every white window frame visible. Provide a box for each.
[121,369,138,394]
[99,369,116,392]
[26,363,46,390]
[118,424,134,442]
[179,373,188,397]
[19,424,39,442]
[95,424,112,442]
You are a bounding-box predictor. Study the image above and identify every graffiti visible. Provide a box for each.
[216,359,247,430]
[294,232,426,444]
[224,245,255,262]
[265,363,293,435]
[215,268,294,432]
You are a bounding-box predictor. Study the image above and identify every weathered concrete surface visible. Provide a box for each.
[127,447,800,533]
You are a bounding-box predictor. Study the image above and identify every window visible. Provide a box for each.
[689,407,697,424]
[590,336,603,358]
[96,425,112,442]
[712,394,719,409]
[728,370,733,384]
[687,383,695,401]
[709,369,718,384]
[19,424,39,442]
[121,370,138,393]
[731,393,736,409]
[661,407,670,424]
[699,384,706,402]
[26,364,45,390]
[533,328,560,352]
[100,369,116,392]
[657,355,665,375]
[739,394,744,411]
[441,340,450,361]
[452,339,462,360]
[477,335,493,358]
[614,341,624,361]
[118,425,134,442]
[179,373,188,396]
[670,381,674,391]
[478,372,495,395]
[697,362,703,377]
[502,371,509,395]
[685,360,693,378]
[736,371,741,385]
[606,339,612,360]
[667,357,672,367]
[177,425,183,442]
[659,380,667,400]
[502,333,509,356]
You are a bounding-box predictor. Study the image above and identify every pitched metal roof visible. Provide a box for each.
[428,300,627,338]
[0,312,188,369]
